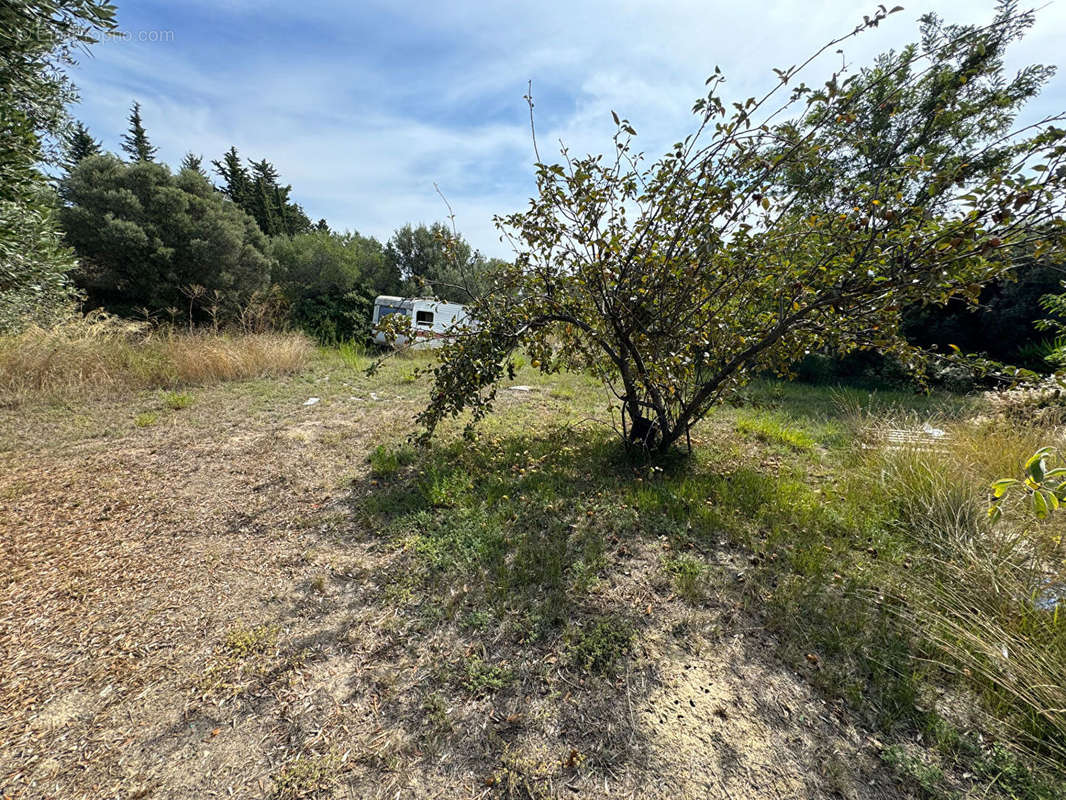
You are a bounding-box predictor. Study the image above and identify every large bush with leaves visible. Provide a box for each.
[59,155,275,320]
[272,230,393,343]
[415,4,1066,453]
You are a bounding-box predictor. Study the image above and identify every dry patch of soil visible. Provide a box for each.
[0,364,905,799]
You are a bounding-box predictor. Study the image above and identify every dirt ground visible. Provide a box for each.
[0,359,909,799]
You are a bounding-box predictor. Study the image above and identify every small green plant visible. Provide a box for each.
[198,623,281,697]
[989,446,1066,521]
[368,443,416,478]
[662,553,714,604]
[566,617,633,675]
[881,745,950,799]
[223,623,278,658]
[457,652,513,696]
[419,464,474,508]
[421,691,451,731]
[162,390,192,410]
[462,609,495,630]
[273,752,341,800]
[973,744,1061,800]
[134,411,158,427]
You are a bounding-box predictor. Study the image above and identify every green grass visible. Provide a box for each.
[355,371,1065,795]
[162,390,193,409]
[335,340,372,371]
[565,616,634,676]
[134,411,158,427]
[733,409,817,451]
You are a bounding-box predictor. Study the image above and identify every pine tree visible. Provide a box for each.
[211,149,312,236]
[249,159,281,236]
[179,152,206,176]
[65,122,101,171]
[120,101,157,162]
[212,146,250,206]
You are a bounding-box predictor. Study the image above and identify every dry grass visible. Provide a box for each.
[866,420,1066,773]
[0,364,908,800]
[0,311,312,405]
[3,358,1064,798]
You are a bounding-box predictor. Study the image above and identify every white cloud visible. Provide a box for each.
[70,0,1065,257]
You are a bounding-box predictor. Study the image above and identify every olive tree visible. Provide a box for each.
[412,4,1066,453]
[0,1,117,331]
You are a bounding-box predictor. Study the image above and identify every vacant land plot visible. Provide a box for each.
[1,349,1063,799]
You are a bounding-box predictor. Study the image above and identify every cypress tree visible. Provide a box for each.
[180,152,206,176]
[212,146,250,206]
[120,101,157,162]
[66,122,101,171]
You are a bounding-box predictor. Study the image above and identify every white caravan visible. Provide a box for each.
[372,296,469,348]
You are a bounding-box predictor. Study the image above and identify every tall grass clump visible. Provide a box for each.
[870,422,1066,774]
[0,311,312,405]
[161,329,311,385]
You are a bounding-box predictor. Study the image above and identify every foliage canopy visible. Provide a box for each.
[272,229,394,343]
[0,1,117,332]
[60,154,275,320]
[386,222,501,303]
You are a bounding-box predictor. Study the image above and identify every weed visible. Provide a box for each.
[368,443,416,478]
[662,553,715,603]
[973,744,1062,800]
[421,691,451,731]
[162,390,192,409]
[223,623,278,658]
[457,652,513,696]
[273,752,340,800]
[418,463,474,508]
[198,623,281,697]
[336,340,370,371]
[134,411,158,427]
[882,745,951,799]
[408,507,506,572]
[566,617,633,675]
[488,743,578,800]
[462,609,495,630]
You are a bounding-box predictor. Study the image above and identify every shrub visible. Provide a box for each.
[272,230,391,344]
[415,7,1066,453]
[59,155,274,320]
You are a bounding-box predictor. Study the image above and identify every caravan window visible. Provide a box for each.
[377,305,406,320]
[415,310,434,327]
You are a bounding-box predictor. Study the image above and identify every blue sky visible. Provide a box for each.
[68,0,1066,257]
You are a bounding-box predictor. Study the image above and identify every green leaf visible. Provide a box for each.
[1026,447,1052,483]
[1033,490,1049,518]
[990,478,1019,498]
[1045,489,1061,512]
